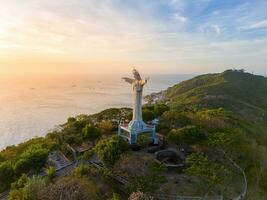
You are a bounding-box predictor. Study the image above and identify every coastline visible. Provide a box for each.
[1,74,194,150]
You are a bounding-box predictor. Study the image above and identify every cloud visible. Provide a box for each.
[240,20,267,30]
[211,25,221,34]
[172,13,187,23]
[0,0,267,74]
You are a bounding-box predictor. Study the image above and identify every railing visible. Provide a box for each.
[230,160,247,200]
[119,120,129,128]
[220,149,247,200]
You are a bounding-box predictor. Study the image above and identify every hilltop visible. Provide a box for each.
[146,69,267,199]
[147,69,267,123]
[1,69,267,200]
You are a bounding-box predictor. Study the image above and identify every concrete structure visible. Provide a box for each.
[118,69,158,144]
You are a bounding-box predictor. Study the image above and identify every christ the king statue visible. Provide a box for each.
[118,69,158,144]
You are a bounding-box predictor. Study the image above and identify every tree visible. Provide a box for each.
[154,103,169,117]
[72,120,87,132]
[82,125,101,144]
[8,188,24,200]
[67,117,76,124]
[94,136,129,166]
[128,191,154,200]
[113,154,166,193]
[74,165,90,178]
[99,120,114,133]
[37,177,99,200]
[9,176,47,200]
[167,125,206,145]
[208,128,243,150]
[0,154,5,162]
[142,109,155,122]
[161,110,191,128]
[186,152,229,185]
[66,117,87,133]
[14,158,31,175]
[0,162,15,191]
[45,131,63,147]
[11,174,28,190]
[137,134,150,148]
[47,167,56,181]
[14,145,49,174]
[259,169,267,192]
[110,193,120,200]
[82,149,94,161]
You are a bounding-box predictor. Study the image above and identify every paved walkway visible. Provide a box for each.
[0,191,8,200]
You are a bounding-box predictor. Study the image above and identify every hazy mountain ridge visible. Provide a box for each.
[147,69,267,123]
[146,69,267,199]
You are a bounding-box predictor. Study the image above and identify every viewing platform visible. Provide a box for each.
[118,119,158,144]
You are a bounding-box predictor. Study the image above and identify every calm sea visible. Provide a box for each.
[0,73,194,150]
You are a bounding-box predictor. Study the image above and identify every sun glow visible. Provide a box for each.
[0,0,267,75]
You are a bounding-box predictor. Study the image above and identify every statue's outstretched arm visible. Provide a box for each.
[122,77,135,84]
[140,78,149,86]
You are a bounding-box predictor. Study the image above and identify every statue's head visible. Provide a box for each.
[132,68,142,80]
[122,69,148,88]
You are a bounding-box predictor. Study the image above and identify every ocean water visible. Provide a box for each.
[0,73,193,150]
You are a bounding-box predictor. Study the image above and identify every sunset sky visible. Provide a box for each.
[0,0,267,75]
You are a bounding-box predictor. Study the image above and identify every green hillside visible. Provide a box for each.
[147,69,267,199]
[166,69,267,123]
[1,69,267,200]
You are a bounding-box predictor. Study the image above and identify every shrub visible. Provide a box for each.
[11,174,28,190]
[14,158,31,175]
[9,176,46,200]
[0,162,15,191]
[113,154,166,193]
[128,191,154,200]
[154,103,169,117]
[110,193,121,200]
[161,111,191,128]
[82,149,94,161]
[67,117,76,124]
[82,125,101,143]
[95,136,129,166]
[137,134,151,148]
[99,120,114,133]
[47,167,56,181]
[14,145,49,174]
[168,125,206,145]
[142,109,155,122]
[186,152,229,185]
[74,165,90,178]
[37,177,99,200]
[0,154,5,162]
[259,169,267,192]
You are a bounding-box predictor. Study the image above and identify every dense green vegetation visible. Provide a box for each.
[1,69,267,200]
[146,69,267,199]
[168,125,206,146]
[0,111,124,193]
[0,139,53,192]
[165,69,267,123]
[94,136,129,166]
[113,154,167,194]
[8,174,101,200]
